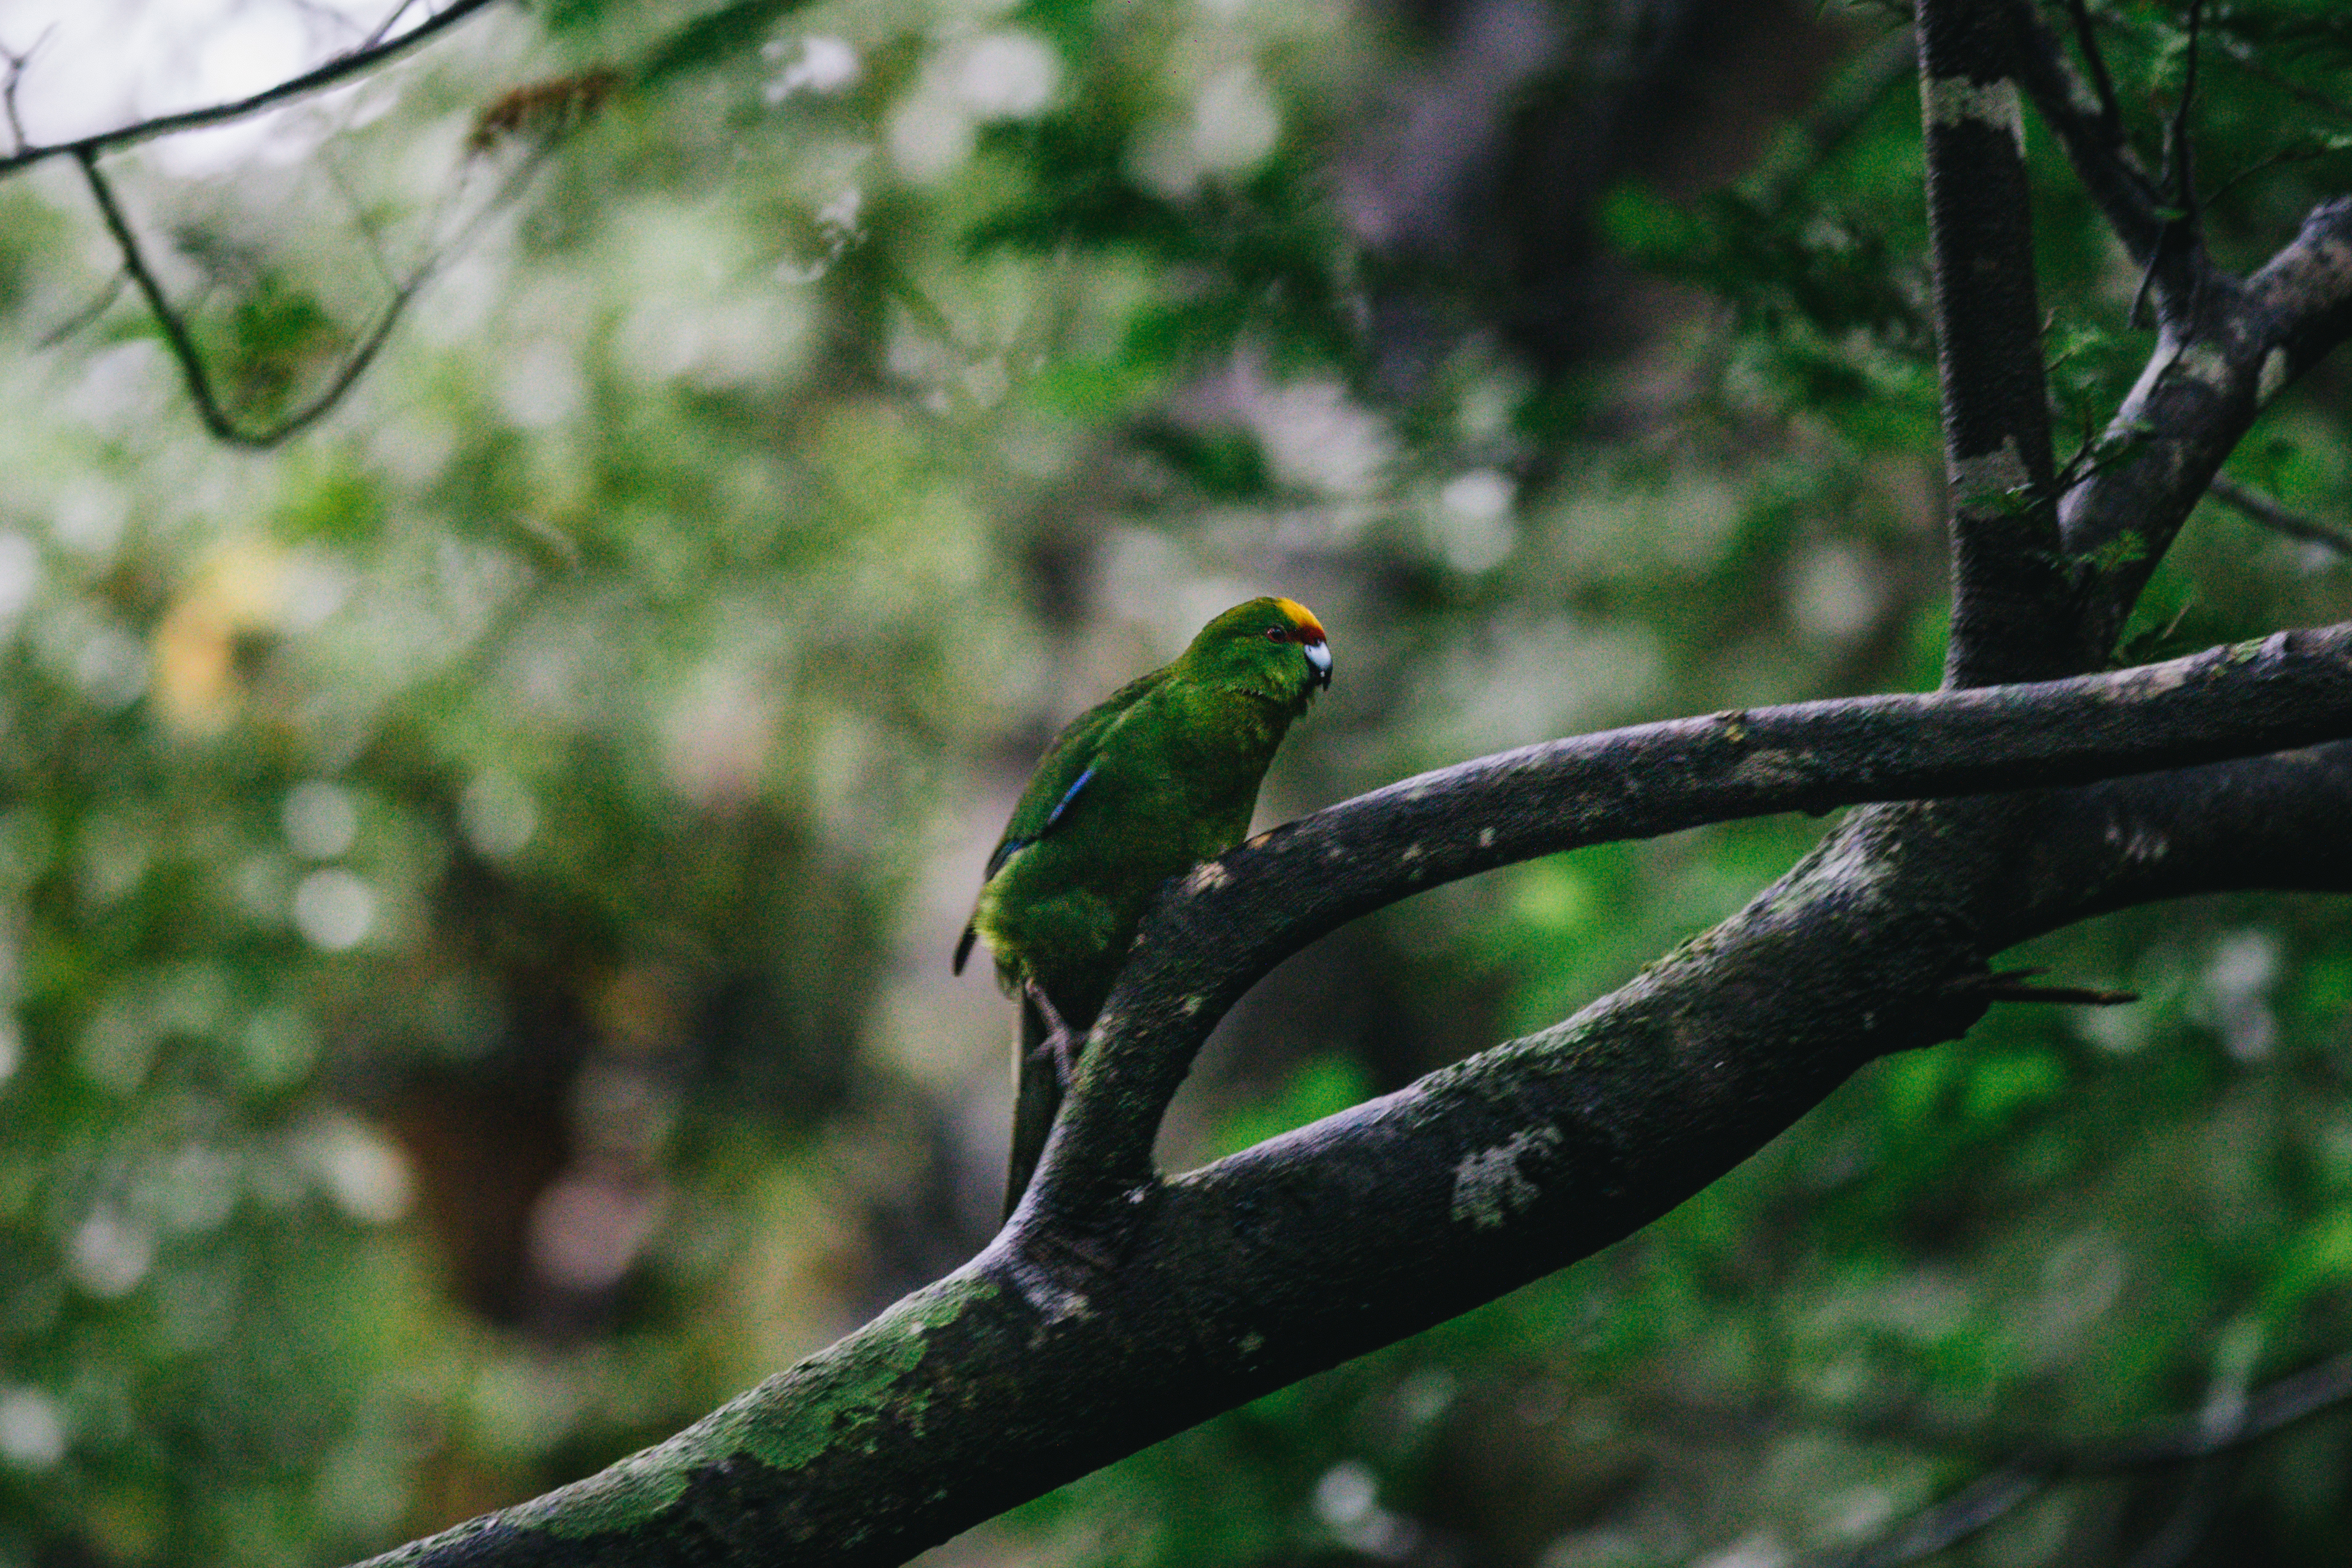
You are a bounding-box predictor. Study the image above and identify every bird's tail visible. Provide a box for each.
[1003,987,1064,1222]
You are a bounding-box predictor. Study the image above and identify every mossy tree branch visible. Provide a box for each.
[1031,621,2352,1218]
[339,623,2352,1568]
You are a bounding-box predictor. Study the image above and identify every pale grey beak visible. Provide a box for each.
[1302,639,1332,690]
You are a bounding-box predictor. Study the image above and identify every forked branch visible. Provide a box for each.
[2006,0,2209,316]
[2060,196,2352,664]
[74,150,432,448]
[2207,473,2352,555]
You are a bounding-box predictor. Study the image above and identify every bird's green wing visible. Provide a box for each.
[955,665,1170,974]
[992,668,1165,861]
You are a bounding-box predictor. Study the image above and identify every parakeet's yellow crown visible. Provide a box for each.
[1271,597,1327,644]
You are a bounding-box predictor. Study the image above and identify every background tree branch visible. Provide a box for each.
[2060,195,2352,664]
[2207,472,2352,555]
[2006,0,2202,314]
[1914,0,2071,687]
[0,0,502,175]
[72,150,433,448]
[1813,1348,2352,1567]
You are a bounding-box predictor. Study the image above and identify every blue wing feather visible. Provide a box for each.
[979,762,1093,884]
[1045,764,1096,830]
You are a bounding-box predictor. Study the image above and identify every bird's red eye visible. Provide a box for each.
[1265,626,1287,641]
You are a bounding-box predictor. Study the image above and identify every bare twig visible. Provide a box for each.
[2064,0,2124,142]
[2005,0,2184,300]
[364,0,428,52]
[75,149,427,447]
[2207,474,2352,556]
[2167,0,2206,231]
[1826,1468,2045,1568]
[2079,1,2352,127]
[0,0,503,179]
[1815,1350,2352,1567]
[0,23,54,153]
[35,268,124,348]
[318,145,405,294]
[1969,966,2136,1005]
[69,67,564,448]
[2132,0,2210,329]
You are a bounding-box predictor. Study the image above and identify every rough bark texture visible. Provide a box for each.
[1916,0,2071,688]
[1038,624,2352,1210]
[2059,198,2352,662]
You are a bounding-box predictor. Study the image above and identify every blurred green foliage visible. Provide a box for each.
[4,1,2352,1566]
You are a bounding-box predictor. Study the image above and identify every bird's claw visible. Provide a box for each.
[1029,988,1081,1089]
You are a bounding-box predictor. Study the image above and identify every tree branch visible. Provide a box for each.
[1915,0,2072,686]
[1036,620,2352,1217]
[2207,473,2352,555]
[329,623,2352,1568]
[0,0,503,181]
[33,268,122,348]
[1998,738,2352,942]
[1813,1349,2352,1567]
[74,149,433,448]
[2004,0,2188,303]
[2062,195,2352,664]
[6,0,506,447]
[0,23,50,153]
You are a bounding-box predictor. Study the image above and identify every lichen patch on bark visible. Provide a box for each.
[1924,75,2025,150]
[1450,1127,1563,1229]
[2259,347,2291,405]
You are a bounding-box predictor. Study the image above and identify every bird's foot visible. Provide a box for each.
[1031,991,1083,1088]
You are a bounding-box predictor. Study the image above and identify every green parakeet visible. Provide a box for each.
[957,597,1334,1219]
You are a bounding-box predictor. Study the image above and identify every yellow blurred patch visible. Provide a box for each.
[153,542,287,733]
